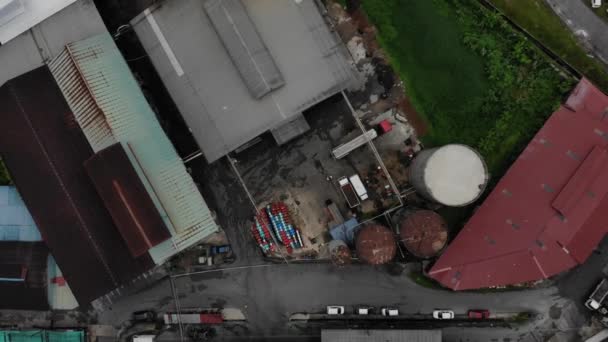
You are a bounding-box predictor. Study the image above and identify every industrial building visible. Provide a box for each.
[321,330,442,342]
[0,186,77,310]
[0,2,219,304]
[130,0,358,162]
[430,79,608,290]
[0,0,78,45]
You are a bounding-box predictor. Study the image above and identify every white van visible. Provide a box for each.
[592,0,602,8]
[349,174,368,200]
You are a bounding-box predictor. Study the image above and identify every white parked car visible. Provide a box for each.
[327,306,345,315]
[592,0,602,8]
[433,310,455,319]
[381,307,399,316]
[357,307,372,315]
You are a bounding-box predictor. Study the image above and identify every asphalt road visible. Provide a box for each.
[97,263,567,341]
[545,0,608,65]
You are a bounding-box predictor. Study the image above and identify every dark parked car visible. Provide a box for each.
[132,310,157,322]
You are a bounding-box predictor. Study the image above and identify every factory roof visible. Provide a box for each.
[0,0,105,85]
[0,330,85,342]
[0,0,77,45]
[48,33,219,263]
[0,66,154,306]
[430,79,608,290]
[0,186,41,241]
[84,143,171,258]
[0,241,48,310]
[131,0,356,162]
[321,330,442,342]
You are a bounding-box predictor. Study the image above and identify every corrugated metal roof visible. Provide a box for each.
[84,143,172,258]
[0,66,155,305]
[48,33,218,263]
[130,0,358,162]
[0,0,78,45]
[0,330,85,342]
[321,330,442,342]
[0,186,41,241]
[430,79,608,290]
[204,0,284,99]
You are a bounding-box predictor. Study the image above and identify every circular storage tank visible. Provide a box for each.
[355,224,396,265]
[398,210,448,258]
[329,239,352,266]
[409,144,488,206]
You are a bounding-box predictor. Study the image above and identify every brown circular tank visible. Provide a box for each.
[355,224,396,265]
[399,210,448,258]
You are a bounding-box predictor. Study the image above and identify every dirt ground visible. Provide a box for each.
[233,95,378,259]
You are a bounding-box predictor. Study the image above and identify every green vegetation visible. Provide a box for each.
[408,271,443,289]
[361,0,574,175]
[0,160,9,185]
[490,0,608,92]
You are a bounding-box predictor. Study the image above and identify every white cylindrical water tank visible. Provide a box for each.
[409,144,488,206]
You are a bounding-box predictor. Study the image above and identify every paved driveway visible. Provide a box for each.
[545,0,608,65]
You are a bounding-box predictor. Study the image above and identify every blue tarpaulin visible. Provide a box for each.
[329,218,360,245]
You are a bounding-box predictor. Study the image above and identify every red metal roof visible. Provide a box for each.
[85,143,171,257]
[0,67,154,305]
[430,79,608,290]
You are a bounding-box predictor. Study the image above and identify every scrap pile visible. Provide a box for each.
[251,202,304,255]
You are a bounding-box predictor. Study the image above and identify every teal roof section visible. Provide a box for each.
[48,33,219,264]
[0,330,84,342]
[0,186,42,241]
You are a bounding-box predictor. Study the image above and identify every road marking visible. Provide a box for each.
[144,8,184,77]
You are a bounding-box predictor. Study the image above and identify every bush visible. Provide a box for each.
[361,0,574,176]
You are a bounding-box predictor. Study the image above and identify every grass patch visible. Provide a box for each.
[361,0,574,176]
[490,0,608,92]
[409,271,443,289]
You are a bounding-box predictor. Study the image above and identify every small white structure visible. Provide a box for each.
[409,144,488,206]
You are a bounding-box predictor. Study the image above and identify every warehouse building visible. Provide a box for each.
[0,0,78,45]
[430,79,608,290]
[130,0,358,162]
[0,28,219,305]
[321,330,442,342]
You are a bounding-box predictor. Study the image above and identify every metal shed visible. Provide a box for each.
[0,66,155,305]
[84,143,172,258]
[321,329,442,342]
[130,0,358,162]
[48,33,219,264]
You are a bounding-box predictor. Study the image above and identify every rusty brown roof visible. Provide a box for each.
[85,143,171,257]
[355,224,396,265]
[0,66,154,306]
[398,210,448,258]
